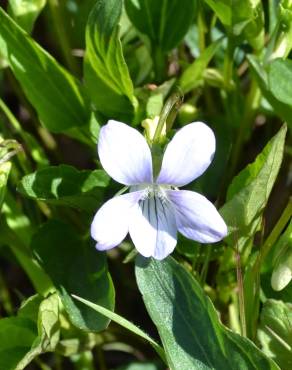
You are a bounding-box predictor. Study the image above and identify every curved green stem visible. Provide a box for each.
[152,91,183,144]
[48,0,80,76]
[228,79,261,181]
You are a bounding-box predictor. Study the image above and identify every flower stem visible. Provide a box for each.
[152,91,183,144]
[223,35,235,91]
[235,245,246,337]
[227,78,261,182]
[153,46,166,83]
[259,197,292,264]
[48,0,79,75]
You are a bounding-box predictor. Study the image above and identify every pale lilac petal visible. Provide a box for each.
[129,197,177,260]
[167,190,227,243]
[91,191,143,250]
[157,122,216,187]
[98,120,153,185]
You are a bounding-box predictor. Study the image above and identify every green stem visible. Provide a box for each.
[0,271,13,315]
[228,78,261,181]
[223,35,235,91]
[152,91,183,144]
[34,357,52,370]
[72,351,95,370]
[48,0,79,75]
[153,46,166,83]
[259,197,292,264]
[235,247,246,337]
[0,97,22,132]
[243,200,292,339]
[197,3,206,53]
[191,245,200,274]
[5,71,59,162]
[200,245,211,284]
[96,346,107,370]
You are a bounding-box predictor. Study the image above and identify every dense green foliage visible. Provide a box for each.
[0,1,291,369]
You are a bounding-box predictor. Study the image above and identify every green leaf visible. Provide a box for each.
[72,295,165,362]
[242,251,261,340]
[271,220,292,291]
[179,38,223,93]
[0,294,60,370]
[31,220,115,332]
[15,293,60,370]
[146,78,175,118]
[233,0,265,50]
[135,256,279,370]
[18,165,110,212]
[269,59,292,106]
[0,317,37,370]
[258,299,292,370]
[8,0,47,33]
[116,363,162,370]
[36,293,60,351]
[204,0,264,50]
[18,294,43,322]
[0,98,49,168]
[84,0,136,120]
[0,7,90,133]
[204,0,232,26]
[221,124,287,250]
[222,125,286,339]
[247,55,292,130]
[125,0,197,52]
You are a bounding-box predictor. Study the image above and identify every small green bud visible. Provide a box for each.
[178,103,198,125]
[271,247,292,291]
[271,220,292,291]
[203,68,225,88]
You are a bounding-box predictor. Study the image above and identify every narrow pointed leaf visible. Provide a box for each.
[180,38,223,93]
[0,7,90,132]
[221,124,287,250]
[72,294,166,362]
[84,0,136,120]
[8,0,47,33]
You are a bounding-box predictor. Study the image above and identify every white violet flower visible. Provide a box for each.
[91,120,227,260]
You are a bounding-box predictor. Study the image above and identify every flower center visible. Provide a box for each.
[130,184,171,203]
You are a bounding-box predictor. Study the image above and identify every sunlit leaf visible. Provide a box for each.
[84,0,136,120]
[271,220,292,291]
[180,38,223,93]
[18,165,110,212]
[72,294,165,362]
[8,0,47,33]
[248,55,292,130]
[204,0,264,50]
[222,124,287,250]
[258,299,292,370]
[0,7,90,133]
